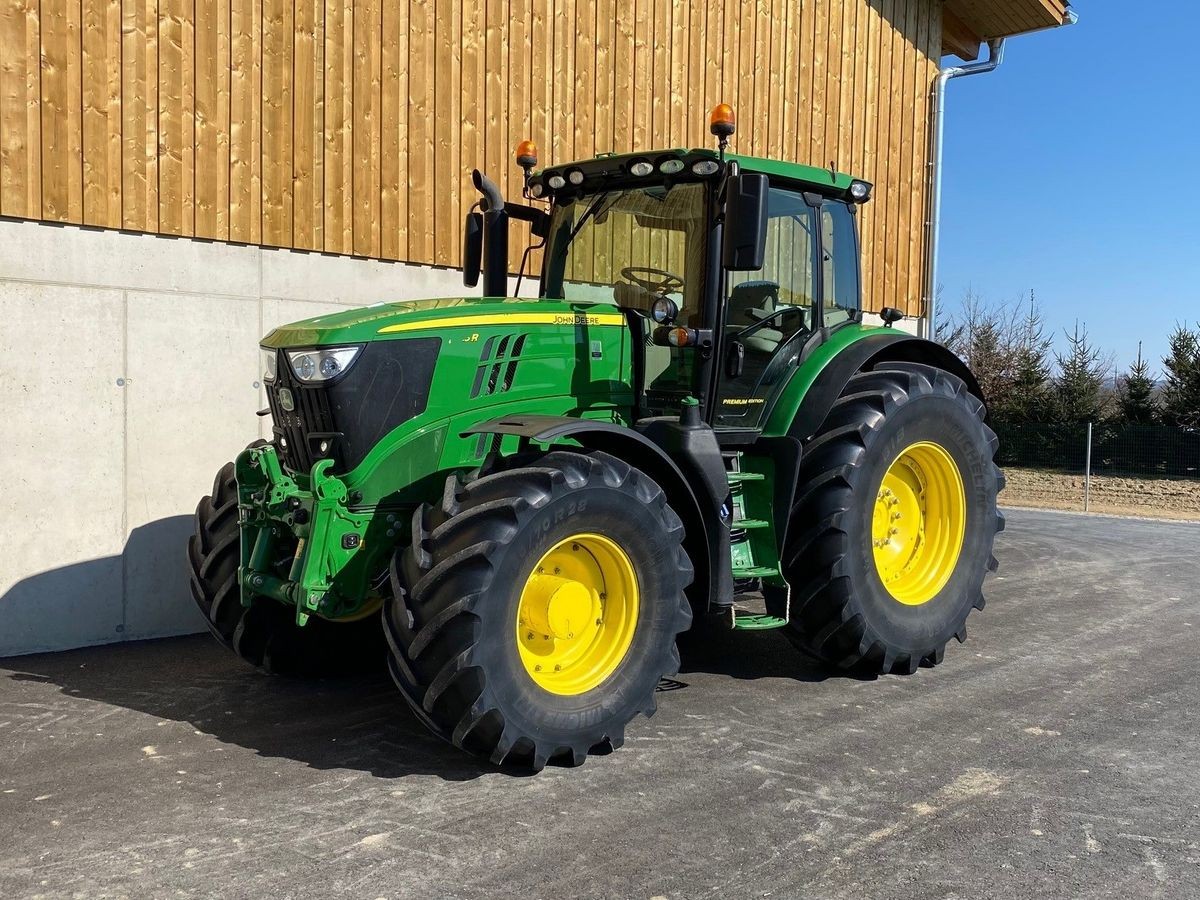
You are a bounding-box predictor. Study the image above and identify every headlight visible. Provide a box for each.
[546,172,566,190]
[629,159,653,177]
[691,160,721,176]
[659,158,685,175]
[849,180,872,202]
[260,347,278,382]
[651,296,679,325]
[567,168,585,185]
[286,346,363,383]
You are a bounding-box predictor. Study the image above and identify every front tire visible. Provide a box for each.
[384,450,692,771]
[776,363,1004,674]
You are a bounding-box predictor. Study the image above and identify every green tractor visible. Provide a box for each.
[189,108,1003,770]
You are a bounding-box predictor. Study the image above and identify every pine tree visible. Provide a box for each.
[1116,342,1159,425]
[951,288,1012,409]
[1054,321,1109,425]
[1161,324,1200,428]
[967,316,1009,405]
[998,290,1053,423]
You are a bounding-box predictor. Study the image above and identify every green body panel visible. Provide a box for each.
[262,296,621,348]
[760,323,892,438]
[720,151,855,191]
[243,296,634,623]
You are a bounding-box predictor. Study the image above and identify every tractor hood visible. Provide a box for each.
[261,296,627,348]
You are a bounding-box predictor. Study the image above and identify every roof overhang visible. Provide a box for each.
[942,1,1072,61]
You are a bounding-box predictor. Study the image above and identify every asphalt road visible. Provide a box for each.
[2,508,1199,899]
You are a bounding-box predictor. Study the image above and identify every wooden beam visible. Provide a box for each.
[942,7,981,61]
[946,1,1068,43]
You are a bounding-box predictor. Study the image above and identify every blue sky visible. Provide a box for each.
[938,1,1200,375]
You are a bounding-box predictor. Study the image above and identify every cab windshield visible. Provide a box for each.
[540,182,708,326]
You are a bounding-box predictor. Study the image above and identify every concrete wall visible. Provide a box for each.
[0,218,475,656]
[0,218,914,657]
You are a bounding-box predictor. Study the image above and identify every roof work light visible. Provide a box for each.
[709,103,736,138]
[710,103,736,158]
[515,140,538,171]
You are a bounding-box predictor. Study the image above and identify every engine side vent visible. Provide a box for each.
[470,332,527,398]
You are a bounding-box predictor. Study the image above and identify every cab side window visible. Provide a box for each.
[728,187,818,341]
[716,186,819,426]
[820,201,861,327]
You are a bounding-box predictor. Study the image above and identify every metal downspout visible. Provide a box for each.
[922,8,1078,339]
[921,39,1006,339]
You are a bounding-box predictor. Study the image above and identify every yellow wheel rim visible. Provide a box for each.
[516,533,639,696]
[871,441,966,606]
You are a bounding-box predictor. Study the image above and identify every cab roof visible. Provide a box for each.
[530,148,862,202]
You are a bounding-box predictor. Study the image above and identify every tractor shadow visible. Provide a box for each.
[2,634,503,782]
[676,612,879,684]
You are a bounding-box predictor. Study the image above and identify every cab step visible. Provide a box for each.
[731,517,769,530]
[732,612,789,631]
[726,470,765,484]
[731,564,779,579]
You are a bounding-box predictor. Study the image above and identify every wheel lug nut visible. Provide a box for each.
[554,664,561,671]
[534,664,541,671]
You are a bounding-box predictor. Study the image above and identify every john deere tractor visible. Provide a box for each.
[189,107,1003,770]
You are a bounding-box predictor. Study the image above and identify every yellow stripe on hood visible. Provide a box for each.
[378,311,626,334]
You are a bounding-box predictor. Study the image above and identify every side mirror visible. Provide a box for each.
[721,173,768,271]
[462,211,483,288]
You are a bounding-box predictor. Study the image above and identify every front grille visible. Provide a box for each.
[265,338,441,474]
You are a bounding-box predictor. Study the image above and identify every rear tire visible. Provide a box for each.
[775,363,1004,675]
[187,453,383,676]
[384,450,692,771]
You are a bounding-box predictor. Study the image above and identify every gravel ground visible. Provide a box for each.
[1002,467,1200,520]
[2,508,1199,899]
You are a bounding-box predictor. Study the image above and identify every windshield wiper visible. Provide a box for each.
[548,192,613,274]
[563,192,612,247]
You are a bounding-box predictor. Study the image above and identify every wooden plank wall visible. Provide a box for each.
[0,0,941,315]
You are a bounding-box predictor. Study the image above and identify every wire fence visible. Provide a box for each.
[993,421,1200,516]
[996,423,1200,478]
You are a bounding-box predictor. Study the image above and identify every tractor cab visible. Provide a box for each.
[466,107,873,440]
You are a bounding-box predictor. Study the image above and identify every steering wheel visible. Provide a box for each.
[621,265,684,296]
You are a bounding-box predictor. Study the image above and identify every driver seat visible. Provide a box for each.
[729,280,784,354]
[613,280,655,310]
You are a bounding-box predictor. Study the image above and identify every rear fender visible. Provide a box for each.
[783,332,985,443]
[759,330,984,553]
